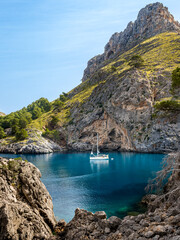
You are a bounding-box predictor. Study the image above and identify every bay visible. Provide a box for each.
[0,152,164,222]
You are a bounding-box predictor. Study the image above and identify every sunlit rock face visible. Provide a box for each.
[82,2,180,82]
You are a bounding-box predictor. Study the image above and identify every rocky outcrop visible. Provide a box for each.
[0,157,56,240]
[82,2,180,81]
[0,130,63,154]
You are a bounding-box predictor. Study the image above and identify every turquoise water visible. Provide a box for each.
[0,152,164,222]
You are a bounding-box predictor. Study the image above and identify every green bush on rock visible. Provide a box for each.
[171,67,180,92]
[128,55,144,68]
[42,128,60,142]
[0,126,6,139]
[154,99,180,112]
[15,129,28,141]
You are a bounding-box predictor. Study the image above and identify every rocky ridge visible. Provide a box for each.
[82,2,180,82]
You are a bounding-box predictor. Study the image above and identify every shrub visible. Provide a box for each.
[111,65,117,72]
[15,129,28,141]
[31,106,42,120]
[59,92,68,102]
[171,67,180,91]
[19,117,28,129]
[128,55,144,68]
[154,100,180,112]
[14,157,23,161]
[50,115,59,128]
[42,129,60,142]
[53,99,65,111]
[0,126,6,139]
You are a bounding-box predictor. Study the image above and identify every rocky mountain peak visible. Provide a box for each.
[82,2,180,82]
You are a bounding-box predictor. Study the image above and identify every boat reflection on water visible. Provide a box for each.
[90,159,109,172]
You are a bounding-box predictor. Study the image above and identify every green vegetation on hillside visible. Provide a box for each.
[128,55,144,68]
[154,98,180,112]
[171,67,180,92]
[0,97,51,140]
[154,66,180,112]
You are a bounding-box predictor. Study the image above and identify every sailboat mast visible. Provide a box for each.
[97,133,98,155]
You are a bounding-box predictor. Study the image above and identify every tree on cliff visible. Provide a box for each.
[128,55,144,68]
[15,129,28,141]
[0,126,6,139]
[146,152,180,196]
[171,67,180,93]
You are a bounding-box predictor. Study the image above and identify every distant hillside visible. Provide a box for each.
[0,112,5,116]
[0,3,180,154]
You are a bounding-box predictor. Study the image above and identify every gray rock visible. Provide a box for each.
[140,219,149,227]
[94,211,107,219]
[144,231,154,238]
[0,157,56,240]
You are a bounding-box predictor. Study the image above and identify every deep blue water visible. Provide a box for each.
[0,152,164,222]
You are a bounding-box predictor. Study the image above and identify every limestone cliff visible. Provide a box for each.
[82,2,180,82]
[0,157,56,240]
[0,3,180,154]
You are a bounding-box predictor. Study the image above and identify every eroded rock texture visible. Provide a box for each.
[0,157,56,240]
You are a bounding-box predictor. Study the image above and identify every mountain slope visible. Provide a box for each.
[82,2,180,82]
[0,3,180,154]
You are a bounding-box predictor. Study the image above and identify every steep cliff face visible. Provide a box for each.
[82,2,180,82]
[67,60,180,153]
[0,157,56,240]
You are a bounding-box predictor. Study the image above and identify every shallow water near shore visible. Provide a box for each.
[0,152,164,222]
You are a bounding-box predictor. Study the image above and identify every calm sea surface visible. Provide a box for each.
[0,152,164,222]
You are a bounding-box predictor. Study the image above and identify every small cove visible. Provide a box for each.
[0,152,164,222]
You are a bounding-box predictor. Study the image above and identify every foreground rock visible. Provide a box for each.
[0,157,56,240]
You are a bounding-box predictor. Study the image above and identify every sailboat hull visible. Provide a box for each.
[90,155,109,160]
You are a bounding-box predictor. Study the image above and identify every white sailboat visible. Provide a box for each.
[90,133,109,160]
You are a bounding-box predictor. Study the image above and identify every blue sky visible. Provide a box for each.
[0,0,180,114]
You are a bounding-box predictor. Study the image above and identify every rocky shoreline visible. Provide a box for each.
[0,134,176,155]
[0,153,179,240]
